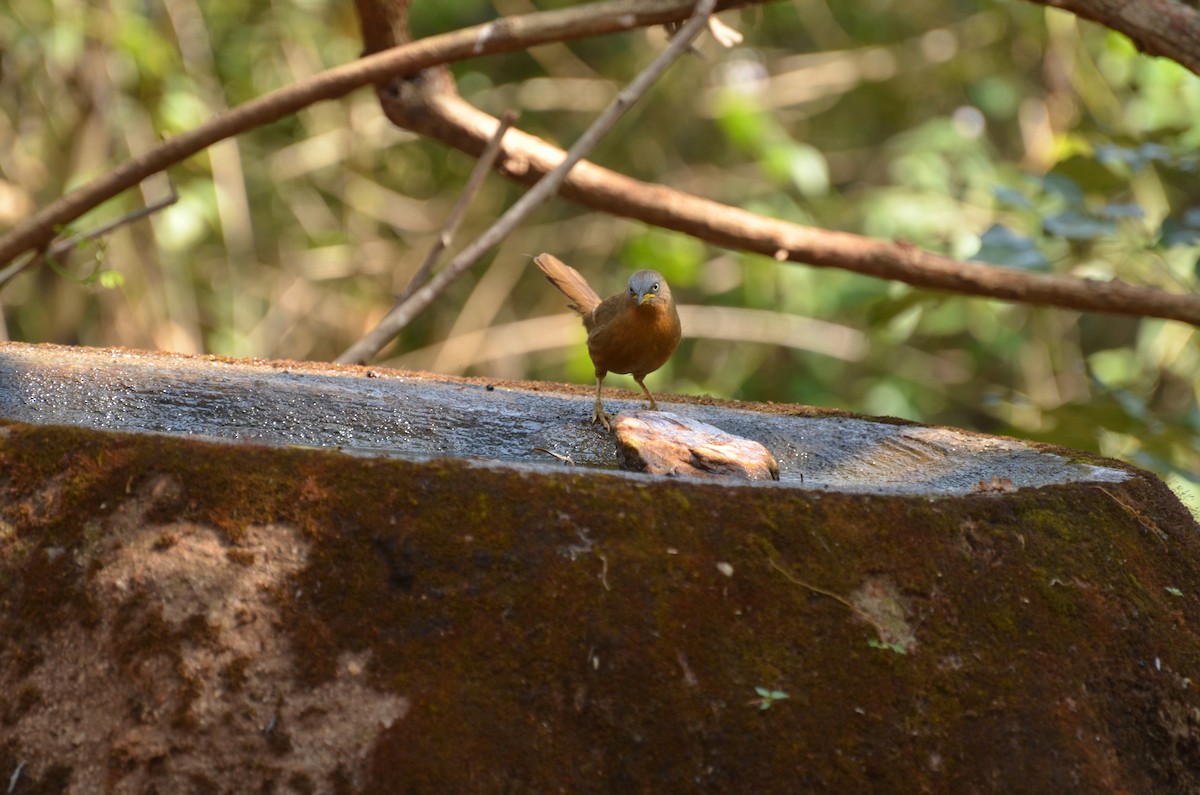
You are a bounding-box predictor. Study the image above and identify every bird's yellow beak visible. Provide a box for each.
[638,293,654,305]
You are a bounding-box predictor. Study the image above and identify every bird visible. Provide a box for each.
[535,253,681,432]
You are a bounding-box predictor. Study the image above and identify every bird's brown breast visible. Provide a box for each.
[585,294,681,377]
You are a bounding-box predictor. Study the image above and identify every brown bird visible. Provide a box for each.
[535,253,681,432]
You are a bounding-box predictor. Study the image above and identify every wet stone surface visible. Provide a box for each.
[0,342,1127,494]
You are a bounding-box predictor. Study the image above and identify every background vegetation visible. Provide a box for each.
[1,0,1197,512]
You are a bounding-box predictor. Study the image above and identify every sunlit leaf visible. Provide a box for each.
[714,92,768,151]
[97,270,125,290]
[764,142,829,197]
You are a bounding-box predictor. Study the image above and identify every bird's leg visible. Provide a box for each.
[633,375,659,411]
[592,375,613,432]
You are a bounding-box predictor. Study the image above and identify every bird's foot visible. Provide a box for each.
[591,402,613,433]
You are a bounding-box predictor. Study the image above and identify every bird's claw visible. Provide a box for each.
[591,404,613,433]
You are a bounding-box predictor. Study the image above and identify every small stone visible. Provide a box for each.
[613,411,779,481]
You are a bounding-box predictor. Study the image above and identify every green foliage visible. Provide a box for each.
[0,0,1197,512]
[867,639,908,655]
[750,686,789,710]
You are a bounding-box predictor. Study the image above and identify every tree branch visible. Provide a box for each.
[0,0,769,272]
[376,67,1200,327]
[336,0,719,365]
[5,0,1200,330]
[1023,0,1200,75]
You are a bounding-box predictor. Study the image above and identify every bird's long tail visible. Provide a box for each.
[534,253,602,315]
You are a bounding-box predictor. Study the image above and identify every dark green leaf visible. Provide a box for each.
[1158,218,1200,248]
[993,186,1034,209]
[1098,202,1143,219]
[971,224,1051,270]
[1038,172,1084,206]
[1044,210,1116,240]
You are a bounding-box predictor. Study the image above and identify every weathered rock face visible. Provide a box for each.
[1,420,1198,794]
[1,344,1199,793]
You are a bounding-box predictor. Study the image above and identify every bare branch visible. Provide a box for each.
[336,0,720,365]
[381,85,1200,326]
[1022,0,1200,75]
[0,0,772,271]
[6,0,1200,330]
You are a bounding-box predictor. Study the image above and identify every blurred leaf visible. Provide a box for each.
[763,142,830,198]
[1097,202,1144,219]
[716,91,828,196]
[1044,210,1116,240]
[714,92,768,152]
[1046,157,1123,196]
[1034,172,1082,207]
[97,270,126,290]
[1087,348,1139,387]
[968,76,1022,120]
[1094,143,1150,171]
[1157,217,1200,248]
[993,186,1034,209]
[622,229,704,287]
[970,224,1051,270]
[864,290,934,326]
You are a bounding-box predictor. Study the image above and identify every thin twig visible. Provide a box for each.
[334,111,515,365]
[0,182,179,291]
[1097,486,1170,549]
[767,557,866,619]
[533,447,576,465]
[395,110,518,306]
[336,0,720,364]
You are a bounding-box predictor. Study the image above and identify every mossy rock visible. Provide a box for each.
[1,343,1199,792]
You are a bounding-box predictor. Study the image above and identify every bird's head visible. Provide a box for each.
[627,269,671,307]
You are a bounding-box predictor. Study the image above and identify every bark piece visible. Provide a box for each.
[613,410,779,480]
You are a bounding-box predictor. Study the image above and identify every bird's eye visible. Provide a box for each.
[652,283,660,291]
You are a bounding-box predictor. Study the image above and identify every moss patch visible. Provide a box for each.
[2,420,1199,792]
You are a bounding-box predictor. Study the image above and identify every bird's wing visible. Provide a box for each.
[534,253,602,315]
